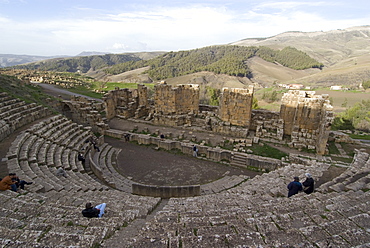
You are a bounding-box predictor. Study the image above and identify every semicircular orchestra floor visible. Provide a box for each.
[105,136,261,186]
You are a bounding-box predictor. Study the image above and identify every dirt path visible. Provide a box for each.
[36,83,103,101]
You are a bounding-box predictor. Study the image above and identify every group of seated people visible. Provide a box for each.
[0,173,33,193]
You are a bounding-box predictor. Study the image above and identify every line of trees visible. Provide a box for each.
[104,45,323,80]
[12,54,142,73]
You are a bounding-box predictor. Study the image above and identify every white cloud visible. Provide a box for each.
[112,43,127,50]
[0,15,10,22]
[2,2,370,55]
[254,1,332,11]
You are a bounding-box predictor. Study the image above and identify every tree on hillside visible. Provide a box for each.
[206,87,220,106]
[334,100,370,132]
[362,80,370,90]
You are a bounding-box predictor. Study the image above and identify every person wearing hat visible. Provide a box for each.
[287,176,303,197]
[302,173,314,194]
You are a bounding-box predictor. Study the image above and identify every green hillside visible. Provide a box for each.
[12,54,142,73]
[104,45,323,80]
[0,74,59,110]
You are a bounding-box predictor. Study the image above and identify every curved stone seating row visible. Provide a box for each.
[0,188,160,247]
[0,92,51,141]
[102,151,370,247]
[227,160,331,197]
[200,174,249,195]
[318,149,370,193]
[107,164,370,247]
[6,115,107,193]
[0,120,11,141]
[90,143,134,193]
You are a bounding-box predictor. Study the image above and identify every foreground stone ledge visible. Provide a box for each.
[132,183,201,198]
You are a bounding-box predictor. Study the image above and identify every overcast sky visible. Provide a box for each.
[1,0,369,56]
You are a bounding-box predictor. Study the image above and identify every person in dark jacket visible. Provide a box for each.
[78,153,85,165]
[302,173,314,194]
[192,145,198,157]
[12,174,33,190]
[82,202,106,218]
[287,176,303,197]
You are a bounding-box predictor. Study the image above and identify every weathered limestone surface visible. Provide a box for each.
[1,102,370,247]
[252,109,284,140]
[154,83,199,115]
[280,90,334,154]
[104,87,334,154]
[106,154,370,248]
[219,86,254,126]
[0,92,51,142]
[62,96,108,134]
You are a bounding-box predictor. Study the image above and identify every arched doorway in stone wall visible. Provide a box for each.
[61,102,73,120]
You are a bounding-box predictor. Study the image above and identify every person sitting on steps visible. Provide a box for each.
[82,202,106,218]
[0,173,32,192]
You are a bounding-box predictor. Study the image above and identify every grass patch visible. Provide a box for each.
[327,141,340,155]
[340,143,356,157]
[349,133,370,140]
[67,85,105,99]
[331,156,353,163]
[248,143,288,159]
[103,82,155,91]
[0,74,60,111]
[320,214,328,219]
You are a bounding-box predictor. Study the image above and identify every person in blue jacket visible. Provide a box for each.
[287,176,303,197]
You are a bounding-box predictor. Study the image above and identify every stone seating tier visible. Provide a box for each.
[6,115,106,194]
[90,143,133,192]
[0,189,160,248]
[103,149,370,247]
[111,185,370,247]
[1,94,370,247]
[0,92,51,142]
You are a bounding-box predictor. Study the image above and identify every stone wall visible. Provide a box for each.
[252,109,283,140]
[104,85,149,120]
[219,86,254,126]
[103,86,333,154]
[61,96,108,134]
[153,83,199,126]
[154,83,199,115]
[122,132,281,171]
[280,90,334,154]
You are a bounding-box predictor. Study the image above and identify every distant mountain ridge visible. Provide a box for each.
[0,54,67,68]
[0,51,164,68]
[2,25,370,87]
[231,25,370,66]
[9,52,165,73]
